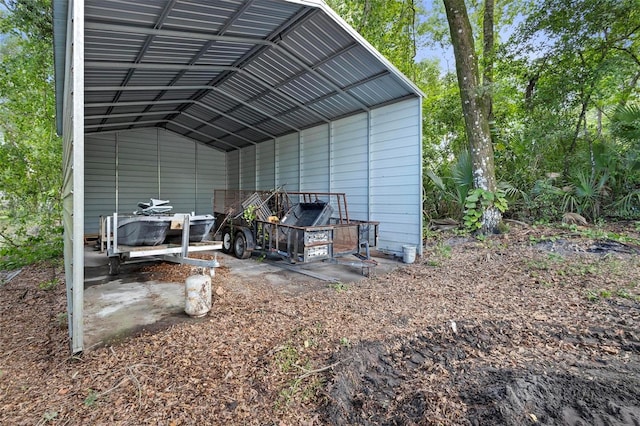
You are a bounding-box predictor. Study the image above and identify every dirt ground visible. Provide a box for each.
[1,223,639,425]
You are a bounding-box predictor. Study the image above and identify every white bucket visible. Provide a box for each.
[402,245,417,264]
[185,274,212,317]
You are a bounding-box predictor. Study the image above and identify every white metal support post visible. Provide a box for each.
[71,0,85,353]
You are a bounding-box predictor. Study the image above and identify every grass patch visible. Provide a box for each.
[434,242,452,259]
[273,340,325,411]
[41,411,58,423]
[329,282,348,292]
[586,289,616,302]
[38,278,60,291]
[84,389,98,407]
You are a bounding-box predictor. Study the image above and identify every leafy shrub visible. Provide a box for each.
[563,170,611,221]
[463,188,508,231]
[0,226,64,270]
[525,179,566,222]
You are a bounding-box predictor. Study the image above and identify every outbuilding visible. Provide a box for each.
[54,0,424,352]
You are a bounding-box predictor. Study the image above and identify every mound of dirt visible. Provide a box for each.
[323,320,640,425]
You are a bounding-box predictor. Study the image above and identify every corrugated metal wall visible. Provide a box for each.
[118,130,159,216]
[275,133,300,191]
[330,114,369,220]
[84,128,227,233]
[370,98,423,253]
[227,150,240,190]
[84,134,115,232]
[240,145,256,190]
[196,143,226,214]
[230,98,422,255]
[300,124,329,192]
[256,139,275,190]
[83,100,422,252]
[160,133,196,213]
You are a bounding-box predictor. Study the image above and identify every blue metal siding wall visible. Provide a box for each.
[240,145,257,190]
[118,129,160,216]
[275,133,299,191]
[256,139,276,190]
[205,101,422,256]
[196,143,227,214]
[84,128,227,233]
[160,131,196,213]
[330,114,368,220]
[300,124,329,192]
[84,134,115,232]
[227,150,240,190]
[370,98,422,254]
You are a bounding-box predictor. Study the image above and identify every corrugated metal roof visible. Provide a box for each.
[55,0,424,152]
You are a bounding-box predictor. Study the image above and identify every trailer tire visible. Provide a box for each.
[234,231,251,259]
[108,256,121,275]
[221,227,233,254]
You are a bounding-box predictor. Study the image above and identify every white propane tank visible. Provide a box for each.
[185,274,212,317]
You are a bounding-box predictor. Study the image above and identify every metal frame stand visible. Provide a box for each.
[104,213,222,275]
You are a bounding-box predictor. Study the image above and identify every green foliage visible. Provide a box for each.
[420,70,466,162]
[56,312,68,328]
[562,170,610,221]
[242,205,257,225]
[615,288,640,302]
[611,190,640,219]
[273,339,324,410]
[83,389,98,407]
[424,149,473,220]
[328,282,348,292]
[610,104,640,143]
[38,278,58,291]
[0,0,53,41]
[506,0,640,168]
[586,289,614,302]
[434,242,452,259]
[275,343,300,374]
[41,411,58,423]
[0,0,62,268]
[0,226,63,270]
[325,0,423,79]
[463,188,508,231]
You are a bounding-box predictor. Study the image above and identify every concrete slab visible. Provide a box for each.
[82,246,404,349]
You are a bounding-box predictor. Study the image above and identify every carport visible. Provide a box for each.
[54,0,424,352]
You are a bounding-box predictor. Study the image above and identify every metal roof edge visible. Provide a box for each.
[284,0,425,99]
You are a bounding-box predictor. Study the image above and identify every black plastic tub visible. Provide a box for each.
[116,216,170,246]
[281,202,333,227]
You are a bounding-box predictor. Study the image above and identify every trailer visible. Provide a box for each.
[103,213,223,275]
[213,190,379,274]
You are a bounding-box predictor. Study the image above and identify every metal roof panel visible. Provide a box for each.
[197,42,253,66]
[225,0,302,37]
[56,0,423,148]
[244,49,303,87]
[86,0,166,26]
[163,0,242,32]
[281,13,353,64]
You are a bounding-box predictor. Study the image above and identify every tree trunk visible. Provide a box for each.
[619,71,640,108]
[482,0,494,122]
[443,0,501,233]
[565,94,590,176]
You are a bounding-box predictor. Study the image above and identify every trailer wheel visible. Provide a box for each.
[108,256,121,275]
[234,231,251,259]
[221,227,233,254]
